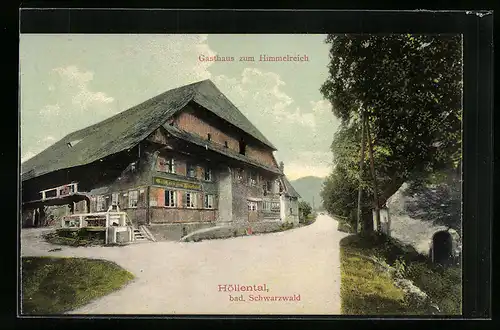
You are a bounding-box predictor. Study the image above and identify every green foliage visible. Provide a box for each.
[340,234,462,315]
[280,222,294,231]
[337,219,356,233]
[340,236,418,315]
[298,200,312,218]
[21,257,134,314]
[46,228,105,247]
[320,34,463,220]
[394,257,408,278]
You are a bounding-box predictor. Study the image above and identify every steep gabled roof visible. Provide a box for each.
[282,175,301,198]
[21,79,277,181]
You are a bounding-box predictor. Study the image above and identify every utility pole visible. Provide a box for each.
[356,112,367,233]
[365,115,381,232]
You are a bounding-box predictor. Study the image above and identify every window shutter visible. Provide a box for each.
[158,188,165,206]
[177,191,183,208]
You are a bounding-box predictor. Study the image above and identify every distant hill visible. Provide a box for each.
[289,176,325,210]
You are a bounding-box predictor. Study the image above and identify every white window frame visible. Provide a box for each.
[247,201,258,211]
[96,195,106,212]
[204,194,214,209]
[165,190,177,207]
[128,190,139,208]
[111,193,119,206]
[185,192,197,208]
[187,164,197,178]
[271,202,280,212]
[204,167,212,181]
[41,183,78,200]
[168,158,175,173]
[158,157,176,174]
[248,172,257,186]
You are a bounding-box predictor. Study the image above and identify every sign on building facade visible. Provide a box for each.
[153,177,202,191]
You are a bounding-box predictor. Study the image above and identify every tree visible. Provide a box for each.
[320,34,462,232]
[298,200,312,219]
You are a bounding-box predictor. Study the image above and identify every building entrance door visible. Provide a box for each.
[248,201,258,222]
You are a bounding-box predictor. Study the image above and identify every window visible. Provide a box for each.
[272,202,280,212]
[204,194,214,209]
[128,190,139,208]
[278,180,284,193]
[247,201,257,211]
[165,190,176,207]
[112,193,119,206]
[58,184,76,196]
[248,172,257,186]
[239,138,246,155]
[290,208,293,215]
[235,168,244,182]
[187,164,197,178]
[263,201,271,211]
[224,141,228,148]
[158,157,175,173]
[204,167,212,181]
[185,192,197,208]
[97,195,107,211]
[207,133,211,141]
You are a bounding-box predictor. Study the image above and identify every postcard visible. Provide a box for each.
[19,32,463,316]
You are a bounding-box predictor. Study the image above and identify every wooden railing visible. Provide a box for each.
[61,211,128,228]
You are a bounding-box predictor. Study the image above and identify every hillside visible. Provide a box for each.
[289,176,325,210]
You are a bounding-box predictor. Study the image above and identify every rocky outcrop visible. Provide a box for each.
[387,183,461,258]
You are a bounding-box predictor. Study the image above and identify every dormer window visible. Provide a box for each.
[239,138,246,155]
[207,133,212,141]
[224,141,228,148]
[67,139,82,148]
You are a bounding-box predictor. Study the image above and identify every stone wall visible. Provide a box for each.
[387,183,462,257]
[147,222,217,241]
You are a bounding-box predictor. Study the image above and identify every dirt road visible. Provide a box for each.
[21,214,349,315]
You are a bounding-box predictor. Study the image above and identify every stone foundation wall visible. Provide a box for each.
[146,222,217,241]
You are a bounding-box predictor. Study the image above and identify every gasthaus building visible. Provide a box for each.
[20,79,300,241]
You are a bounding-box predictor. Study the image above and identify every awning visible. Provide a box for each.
[22,193,90,209]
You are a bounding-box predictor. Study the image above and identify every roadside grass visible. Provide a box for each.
[340,233,462,315]
[21,257,134,315]
[340,236,414,315]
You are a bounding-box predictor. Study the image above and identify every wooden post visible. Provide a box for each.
[105,213,109,245]
[365,116,381,232]
[356,112,367,233]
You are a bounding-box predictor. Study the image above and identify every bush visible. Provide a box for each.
[46,228,105,247]
[337,219,356,233]
[280,222,294,231]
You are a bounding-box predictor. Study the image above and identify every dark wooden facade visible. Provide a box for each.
[21,102,284,229]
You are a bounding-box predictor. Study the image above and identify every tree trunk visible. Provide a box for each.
[365,116,381,232]
[356,113,367,233]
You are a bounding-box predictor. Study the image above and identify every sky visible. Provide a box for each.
[19,34,340,180]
